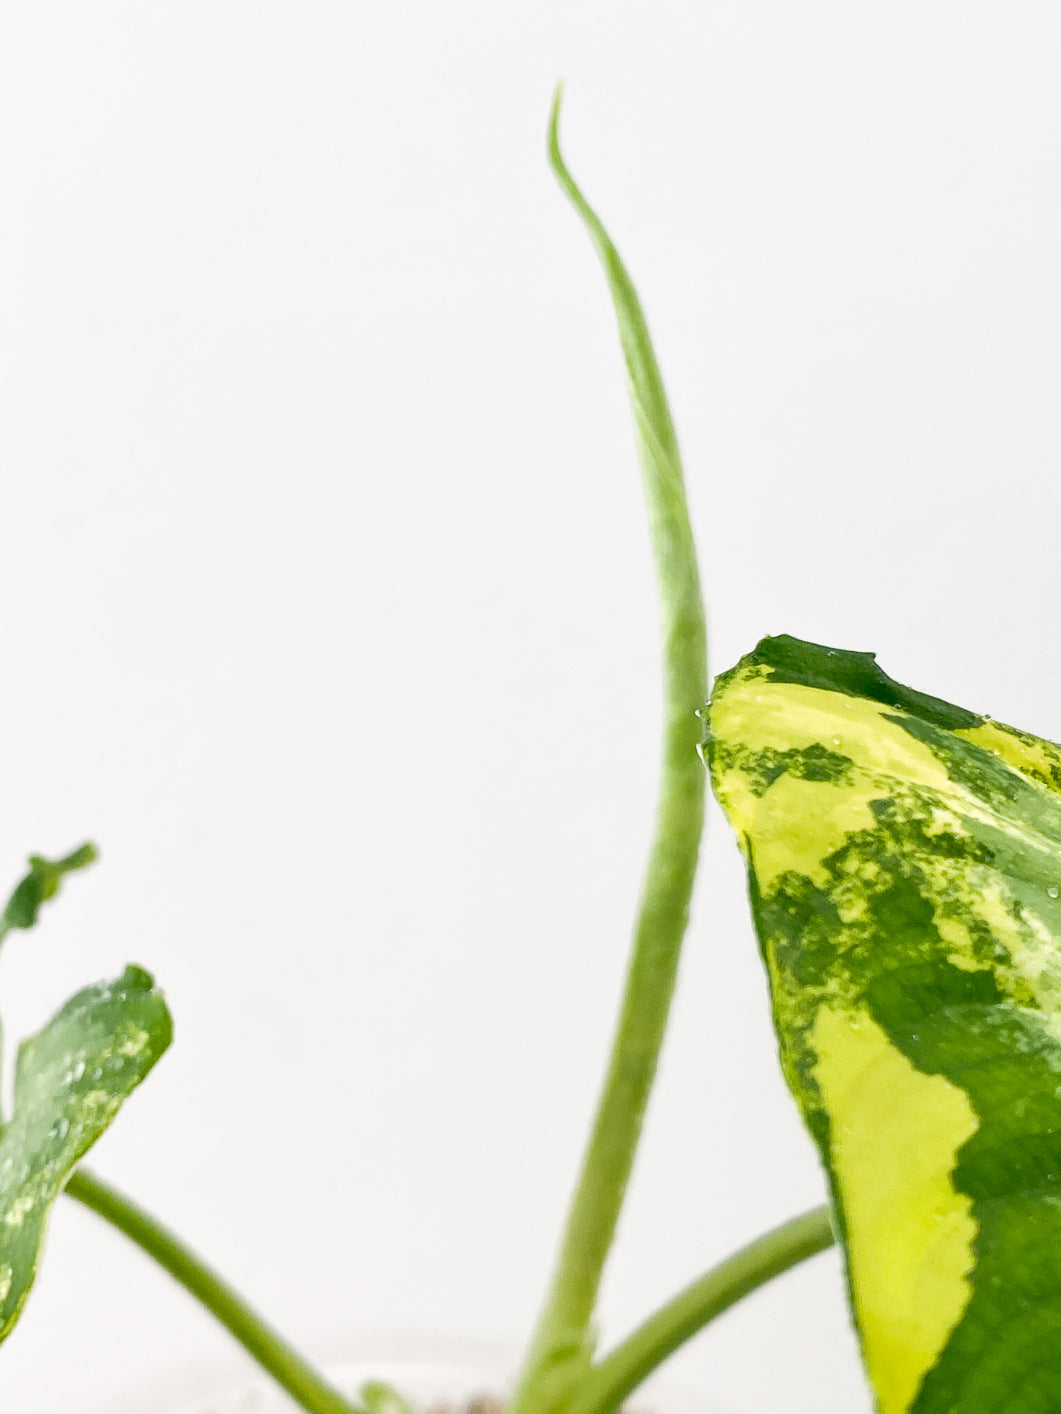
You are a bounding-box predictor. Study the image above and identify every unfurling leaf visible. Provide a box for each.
[0,964,171,1343]
[706,634,1061,1414]
[0,842,98,950]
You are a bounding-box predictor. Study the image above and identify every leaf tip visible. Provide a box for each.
[547,81,576,196]
[63,841,99,871]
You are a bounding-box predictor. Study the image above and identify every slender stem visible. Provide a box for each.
[568,1207,835,1414]
[508,87,709,1414]
[64,1167,363,1414]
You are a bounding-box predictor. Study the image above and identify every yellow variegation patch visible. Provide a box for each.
[811,1007,978,1414]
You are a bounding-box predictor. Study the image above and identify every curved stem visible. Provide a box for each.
[567,1206,835,1414]
[64,1167,363,1414]
[508,86,709,1414]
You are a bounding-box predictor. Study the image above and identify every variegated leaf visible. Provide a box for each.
[0,847,172,1343]
[0,964,171,1341]
[705,634,1061,1414]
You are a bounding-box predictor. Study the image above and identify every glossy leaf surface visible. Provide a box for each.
[706,635,1061,1414]
[0,966,171,1342]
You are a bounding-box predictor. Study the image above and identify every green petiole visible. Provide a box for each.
[566,1207,835,1414]
[65,1168,364,1414]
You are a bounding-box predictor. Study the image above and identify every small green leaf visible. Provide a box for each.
[0,964,171,1343]
[706,635,1061,1413]
[0,843,98,949]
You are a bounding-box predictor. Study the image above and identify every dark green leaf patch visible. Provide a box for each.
[736,634,983,732]
[711,741,854,798]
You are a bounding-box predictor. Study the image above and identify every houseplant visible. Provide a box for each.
[1,88,1051,1414]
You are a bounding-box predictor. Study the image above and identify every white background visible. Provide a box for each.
[1,4,1060,1412]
